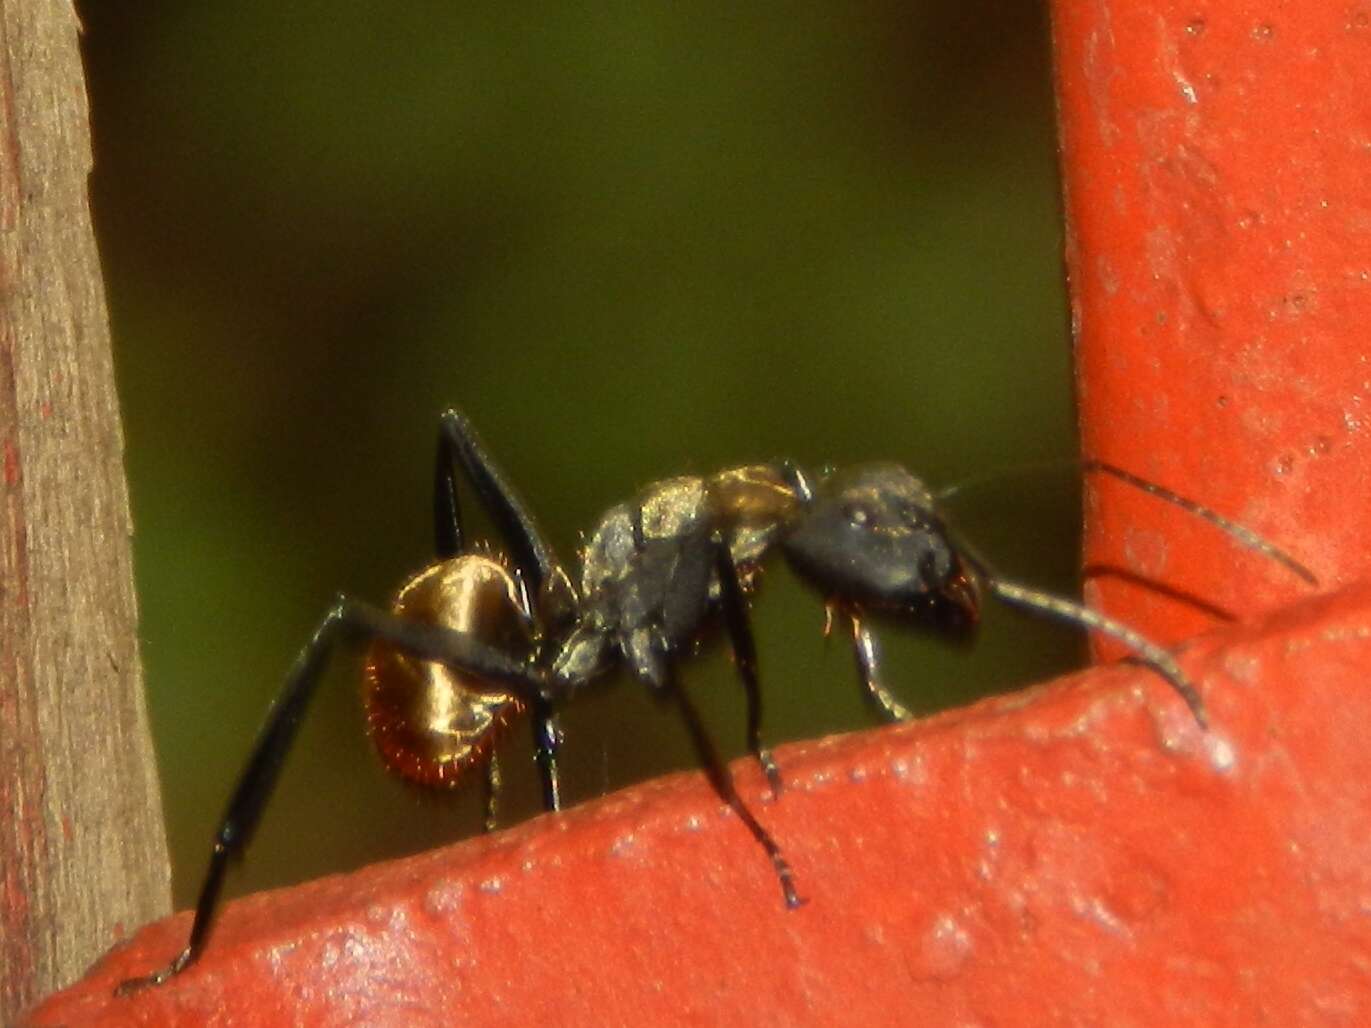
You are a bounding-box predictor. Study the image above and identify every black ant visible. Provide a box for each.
[117,409,1315,994]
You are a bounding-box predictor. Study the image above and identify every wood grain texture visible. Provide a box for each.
[0,2,170,1020]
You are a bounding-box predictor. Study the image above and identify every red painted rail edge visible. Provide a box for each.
[33,4,1371,1024]
[1057,2,1371,648]
[27,580,1371,1026]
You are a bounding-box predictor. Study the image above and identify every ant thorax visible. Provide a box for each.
[549,466,800,691]
[551,476,722,691]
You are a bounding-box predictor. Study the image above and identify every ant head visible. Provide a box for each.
[782,462,980,629]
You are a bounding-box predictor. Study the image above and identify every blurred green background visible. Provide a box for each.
[76,3,1079,909]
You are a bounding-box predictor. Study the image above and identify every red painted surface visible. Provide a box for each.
[30,2,1371,1023]
[27,583,1371,1026]
[1058,1,1371,651]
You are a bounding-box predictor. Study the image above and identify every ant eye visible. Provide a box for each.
[843,504,871,527]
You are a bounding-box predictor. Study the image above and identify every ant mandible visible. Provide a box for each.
[117,408,1316,994]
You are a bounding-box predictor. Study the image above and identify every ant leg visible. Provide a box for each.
[482,755,503,833]
[659,668,804,910]
[986,577,1208,728]
[435,413,567,812]
[436,408,562,593]
[115,596,540,996]
[713,540,782,796]
[530,697,562,812]
[486,701,562,825]
[848,611,915,723]
[432,421,467,560]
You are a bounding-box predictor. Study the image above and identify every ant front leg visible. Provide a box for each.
[713,539,782,796]
[847,609,915,723]
[116,597,539,996]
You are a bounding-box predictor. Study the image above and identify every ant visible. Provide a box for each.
[117,409,1316,994]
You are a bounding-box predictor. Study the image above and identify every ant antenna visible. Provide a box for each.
[1081,460,1317,587]
[955,542,1208,729]
[933,457,1317,587]
[933,458,1072,503]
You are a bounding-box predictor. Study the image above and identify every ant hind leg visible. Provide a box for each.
[115,596,539,996]
[435,409,563,594]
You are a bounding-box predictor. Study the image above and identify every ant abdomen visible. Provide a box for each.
[363,556,534,788]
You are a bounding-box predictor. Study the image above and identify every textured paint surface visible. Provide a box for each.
[28,2,1371,1022]
[26,583,1371,1026]
[1057,1,1371,649]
